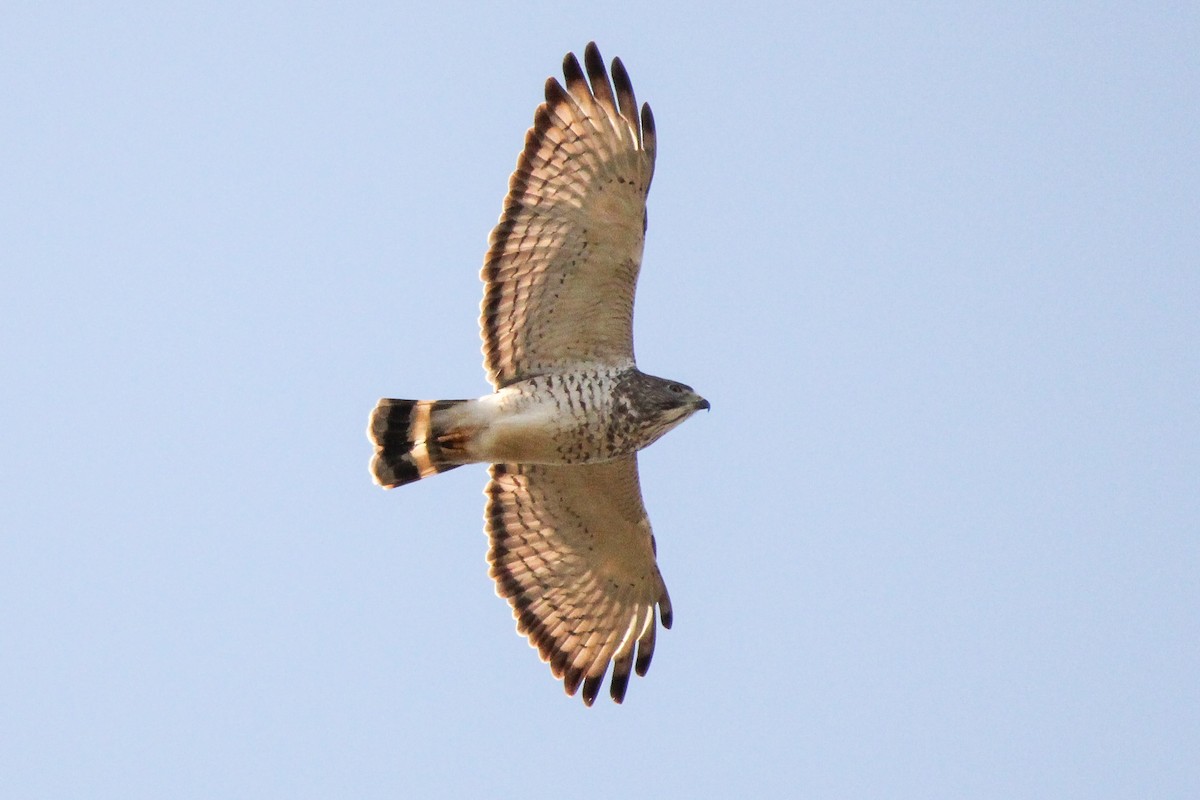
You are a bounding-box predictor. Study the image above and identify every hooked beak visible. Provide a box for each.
[695,397,711,412]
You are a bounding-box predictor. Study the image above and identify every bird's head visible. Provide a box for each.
[617,370,709,447]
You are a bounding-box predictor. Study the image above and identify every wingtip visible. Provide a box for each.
[610,670,631,703]
[581,673,604,706]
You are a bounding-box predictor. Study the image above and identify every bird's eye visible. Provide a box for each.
[669,384,683,393]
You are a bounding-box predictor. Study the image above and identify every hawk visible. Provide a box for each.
[368,42,707,705]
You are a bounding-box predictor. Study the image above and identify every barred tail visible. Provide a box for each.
[368,398,469,488]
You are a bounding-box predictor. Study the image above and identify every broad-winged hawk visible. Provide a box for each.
[368,42,707,705]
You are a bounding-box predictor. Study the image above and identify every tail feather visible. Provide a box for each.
[368,398,469,488]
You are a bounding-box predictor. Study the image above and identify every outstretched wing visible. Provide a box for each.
[481,42,657,389]
[485,456,673,705]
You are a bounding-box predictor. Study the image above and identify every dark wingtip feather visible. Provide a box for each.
[581,673,604,706]
[543,76,569,107]
[641,102,655,134]
[582,42,616,112]
[610,56,638,124]
[564,665,585,697]
[610,659,632,703]
[634,622,657,677]
[549,648,570,679]
[562,51,586,93]
[640,103,656,152]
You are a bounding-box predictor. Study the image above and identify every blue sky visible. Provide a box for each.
[2,3,1197,797]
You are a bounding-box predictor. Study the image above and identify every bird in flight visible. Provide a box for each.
[368,42,707,705]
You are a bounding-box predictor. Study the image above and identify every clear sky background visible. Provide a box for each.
[3,3,1197,798]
